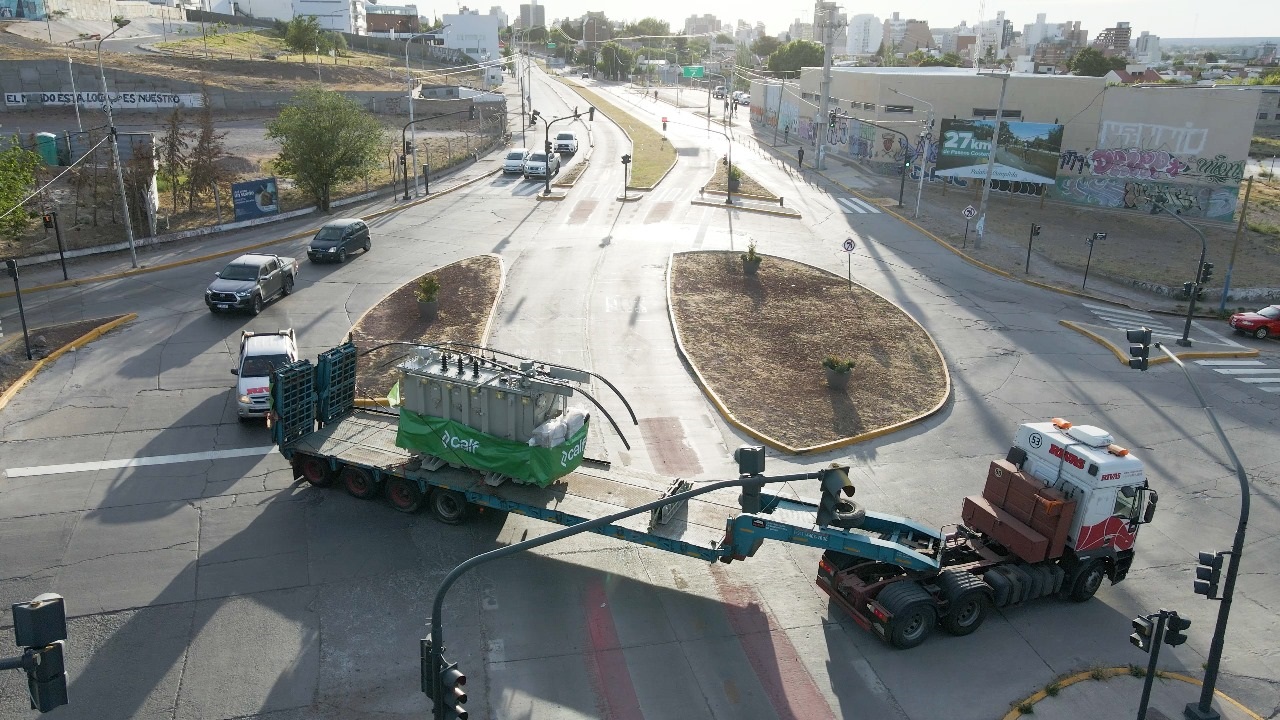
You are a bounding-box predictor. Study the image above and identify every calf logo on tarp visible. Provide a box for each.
[441,430,479,453]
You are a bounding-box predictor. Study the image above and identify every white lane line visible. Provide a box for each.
[4,446,275,479]
[1237,377,1280,384]
[1260,386,1280,392]
[1192,321,1244,347]
[1081,303,1155,320]
[1096,317,1177,332]
[1212,369,1280,375]
[1195,360,1266,366]
[837,198,869,214]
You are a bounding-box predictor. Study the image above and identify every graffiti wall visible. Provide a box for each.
[1050,88,1252,222]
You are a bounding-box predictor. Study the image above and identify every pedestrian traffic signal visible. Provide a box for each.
[662,117,668,131]
[1194,550,1225,599]
[815,466,854,527]
[1164,611,1191,647]
[588,106,595,121]
[1126,327,1152,371]
[1031,223,1041,237]
[1130,615,1155,652]
[1198,262,1214,285]
[42,213,54,229]
[440,659,467,719]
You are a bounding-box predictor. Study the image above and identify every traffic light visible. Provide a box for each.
[1194,550,1225,599]
[904,154,911,170]
[4,258,15,279]
[1130,615,1155,652]
[588,106,595,121]
[828,110,836,129]
[734,445,766,514]
[420,637,434,698]
[12,593,68,713]
[1164,611,1191,647]
[468,105,476,120]
[1183,281,1195,298]
[404,139,412,156]
[815,466,854,527]
[544,140,552,154]
[42,213,54,229]
[440,658,467,719]
[1031,223,1041,237]
[1198,262,1214,285]
[1126,327,1152,371]
[662,117,668,131]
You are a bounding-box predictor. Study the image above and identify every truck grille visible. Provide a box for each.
[210,292,238,303]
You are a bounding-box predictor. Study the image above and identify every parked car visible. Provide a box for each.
[554,132,579,155]
[504,148,531,174]
[1228,304,1280,339]
[206,253,298,315]
[231,330,297,421]
[524,151,560,179]
[713,85,726,99]
[581,72,590,79]
[307,218,370,263]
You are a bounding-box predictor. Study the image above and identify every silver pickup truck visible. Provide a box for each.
[205,253,299,315]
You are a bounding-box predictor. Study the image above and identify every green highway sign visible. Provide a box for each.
[682,66,705,78]
[547,42,556,48]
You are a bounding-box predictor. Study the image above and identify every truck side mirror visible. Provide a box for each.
[231,368,239,375]
[1142,489,1158,523]
[214,271,221,278]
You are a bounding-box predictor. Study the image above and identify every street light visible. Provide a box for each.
[1151,196,1209,348]
[974,71,1010,250]
[891,88,933,219]
[97,20,137,269]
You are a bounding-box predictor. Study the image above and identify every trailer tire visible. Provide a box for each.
[937,570,992,636]
[832,500,866,529]
[1067,560,1106,602]
[297,456,335,487]
[878,581,936,649]
[385,477,425,513]
[431,488,469,525]
[340,466,380,499]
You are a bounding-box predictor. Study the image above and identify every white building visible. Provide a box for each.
[489,5,507,28]
[847,13,880,55]
[1022,13,1063,50]
[442,7,503,86]
[976,9,1009,59]
[207,0,292,20]
[1135,31,1160,64]
[292,0,365,33]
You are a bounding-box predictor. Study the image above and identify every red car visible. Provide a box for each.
[1229,305,1280,339]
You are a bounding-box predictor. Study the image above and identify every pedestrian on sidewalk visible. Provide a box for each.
[784,126,789,145]
[797,147,805,169]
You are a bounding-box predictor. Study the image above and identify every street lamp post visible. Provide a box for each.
[404,32,430,199]
[706,71,726,131]
[975,72,1010,250]
[97,21,137,269]
[1152,197,1208,347]
[891,88,933,219]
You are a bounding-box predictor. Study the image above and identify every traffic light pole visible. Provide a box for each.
[532,111,579,196]
[1136,611,1169,720]
[1151,199,1208,347]
[833,113,908,207]
[1146,342,1251,720]
[1025,223,1039,274]
[5,260,33,360]
[401,108,476,200]
[426,470,820,720]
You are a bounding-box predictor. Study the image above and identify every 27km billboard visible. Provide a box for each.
[935,118,1064,184]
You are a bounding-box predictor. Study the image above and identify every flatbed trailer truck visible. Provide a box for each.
[271,343,1158,649]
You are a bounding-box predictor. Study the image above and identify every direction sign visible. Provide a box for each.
[682,66,705,78]
[842,238,856,252]
[547,42,556,49]
[962,205,977,219]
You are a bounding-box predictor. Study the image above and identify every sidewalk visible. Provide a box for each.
[1002,668,1262,720]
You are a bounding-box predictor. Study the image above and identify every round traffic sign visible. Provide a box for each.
[842,238,856,252]
[962,205,977,219]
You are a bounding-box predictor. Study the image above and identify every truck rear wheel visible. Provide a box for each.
[297,456,335,487]
[1068,560,1106,602]
[937,570,992,636]
[385,477,424,513]
[878,581,936,649]
[431,488,468,525]
[340,466,380,499]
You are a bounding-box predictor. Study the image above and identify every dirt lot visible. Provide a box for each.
[0,316,129,401]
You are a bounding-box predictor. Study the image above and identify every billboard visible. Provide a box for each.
[231,178,280,222]
[935,119,1064,185]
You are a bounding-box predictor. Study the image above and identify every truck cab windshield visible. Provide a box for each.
[220,264,258,281]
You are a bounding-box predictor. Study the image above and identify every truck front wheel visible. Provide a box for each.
[1068,561,1107,602]
[431,488,469,525]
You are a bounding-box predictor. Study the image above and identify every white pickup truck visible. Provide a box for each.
[231,329,298,421]
[554,131,579,155]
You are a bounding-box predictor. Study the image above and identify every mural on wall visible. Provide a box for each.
[0,0,44,19]
[1055,176,1238,222]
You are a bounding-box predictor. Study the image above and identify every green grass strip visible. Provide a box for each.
[562,83,676,188]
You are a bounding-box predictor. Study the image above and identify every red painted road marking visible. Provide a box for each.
[712,567,836,720]
[583,578,645,720]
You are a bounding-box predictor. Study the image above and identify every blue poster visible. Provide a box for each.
[0,0,45,19]
[231,178,279,222]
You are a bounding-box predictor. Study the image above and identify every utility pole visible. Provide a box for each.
[1219,177,1253,314]
[814,1,843,171]
[974,72,1010,250]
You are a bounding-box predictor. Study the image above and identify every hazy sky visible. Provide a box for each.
[484,0,1277,40]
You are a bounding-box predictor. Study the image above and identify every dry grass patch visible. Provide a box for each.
[561,83,676,188]
[670,252,948,450]
[704,161,777,199]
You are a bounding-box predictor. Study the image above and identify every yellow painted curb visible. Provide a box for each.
[689,198,801,219]
[665,251,951,455]
[0,168,502,301]
[0,313,136,412]
[1059,320,1260,365]
[1003,667,1264,720]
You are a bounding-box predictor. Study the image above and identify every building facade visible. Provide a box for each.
[1093,21,1131,56]
[517,1,543,30]
[846,13,880,55]
[1134,31,1160,63]
[364,2,418,34]
[293,0,365,33]
[684,14,720,37]
[442,7,503,84]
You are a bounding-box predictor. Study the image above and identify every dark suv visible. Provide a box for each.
[307,218,370,263]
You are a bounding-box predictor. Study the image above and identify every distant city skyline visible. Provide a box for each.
[476,0,1276,42]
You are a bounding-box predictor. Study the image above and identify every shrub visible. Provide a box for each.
[416,274,441,302]
[822,355,854,373]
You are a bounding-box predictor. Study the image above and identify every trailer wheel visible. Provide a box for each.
[431,488,469,525]
[1067,560,1106,602]
[297,456,335,487]
[832,500,866,529]
[937,570,992,636]
[340,466,380,500]
[878,581,936,650]
[385,477,425,513]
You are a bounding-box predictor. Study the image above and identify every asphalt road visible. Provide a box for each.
[1,64,1278,720]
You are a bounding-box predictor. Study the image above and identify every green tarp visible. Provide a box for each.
[396,408,589,488]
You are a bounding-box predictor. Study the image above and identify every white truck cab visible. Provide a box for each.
[232,330,298,421]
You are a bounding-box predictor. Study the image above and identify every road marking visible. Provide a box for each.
[1194,360,1265,366]
[1191,320,1244,347]
[1212,369,1280,375]
[1238,377,1280,383]
[4,446,275,479]
[837,197,880,214]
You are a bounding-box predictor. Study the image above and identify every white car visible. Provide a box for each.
[232,329,298,421]
[554,132,579,155]
[524,152,560,179]
[503,148,530,174]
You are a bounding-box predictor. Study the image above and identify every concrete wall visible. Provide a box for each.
[47,0,184,22]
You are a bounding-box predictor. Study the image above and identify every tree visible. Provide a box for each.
[750,36,780,58]
[1204,51,1219,63]
[1069,47,1120,76]
[906,49,927,66]
[158,105,193,213]
[596,41,635,80]
[766,39,824,74]
[715,33,734,44]
[284,16,322,61]
[187,86,230,212]
[266,86,384,212]
[0,139,42,241]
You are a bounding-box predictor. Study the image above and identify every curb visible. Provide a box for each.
[1002,667,1265,720]
[562,78,678,190]
[664,251,951,455]
[689,198,801,219]
[0,313,137,412]
[1059,320,1260,365]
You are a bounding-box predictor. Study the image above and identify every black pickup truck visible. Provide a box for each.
[205,253,299,315]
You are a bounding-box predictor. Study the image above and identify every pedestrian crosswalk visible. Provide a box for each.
[1079,302,1242,347]
[837,196,882,214]
[1193,360,1280,393]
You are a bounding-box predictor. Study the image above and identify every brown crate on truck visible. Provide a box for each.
[1001,484,1039,526]
[982,460,1015,505]
[1029,493,1077,560]
[962,495,1049,564]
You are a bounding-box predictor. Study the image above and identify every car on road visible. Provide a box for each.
[1229,304,1280,339]
[554,131,579,155]
[581,72,590,79]
[732,91,750,106]
[232,329,298,421]
[307,218,370,263]
[504,148,531,174]
[713,85,726,98]
[206,253,298,315]
[524,151,560,179]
